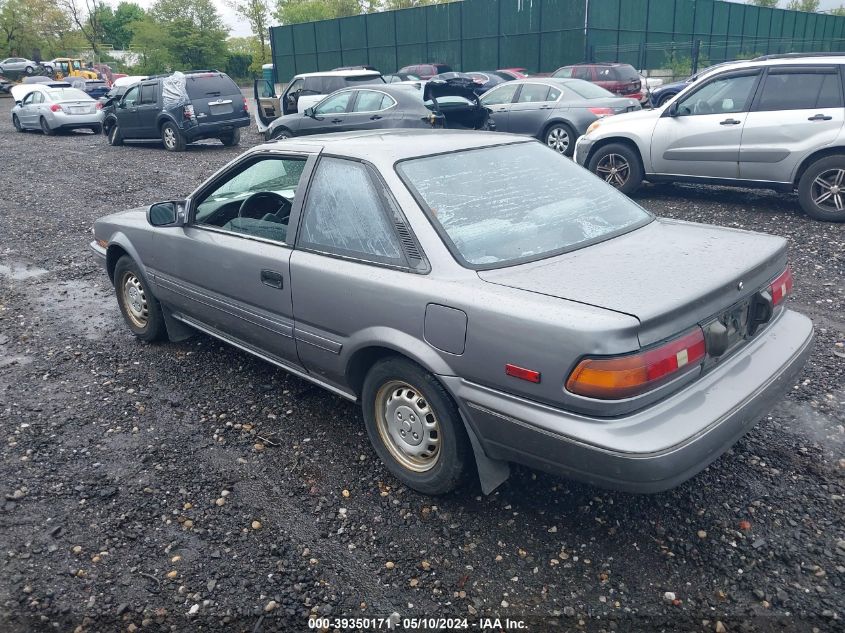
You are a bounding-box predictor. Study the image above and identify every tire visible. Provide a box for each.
[90,124,102,135]
[107,122,123,145]
[797,155,845,222]
[12,114,23,132]
[113,256,166,342]
[24,65,33,75]
[161,121,185,152]
[266,126,292,142]
[219,128,240,146]
[362,357,473,495]
[587,142,644,196]
[40,117,55,136]
[544,122,577,157]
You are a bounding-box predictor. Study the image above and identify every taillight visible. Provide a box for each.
[588,107,614,117]
[566,327,706,400]
[243,97,249,112]
[50,104,62,112]
[183,105,195,121]
[770,266,793,306]
[96,102,103,110]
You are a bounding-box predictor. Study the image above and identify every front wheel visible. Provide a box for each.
[113,256,166,342]
[12,114,23,132]
[219,128,240,146]
[587,142,644,196]
[107,123,123,145]
[161,121,185,152]
[362,357,473,495]
[798,155,845,222]
[266,127,292,142]
[24,65,33,75]
[544,122,577,157]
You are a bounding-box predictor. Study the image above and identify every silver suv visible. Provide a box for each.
[575,54,845,222]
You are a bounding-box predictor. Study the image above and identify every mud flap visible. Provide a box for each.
[460,411,510,494]
[161,306,195,342]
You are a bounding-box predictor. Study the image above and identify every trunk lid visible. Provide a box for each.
[478,219,788,346]
[185,73,246,123]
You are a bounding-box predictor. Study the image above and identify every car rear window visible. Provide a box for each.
[398,143,651,268]
[566,81,615,99]
[185,73,239,98]
[45,88,90,100]
[611,65,640,82]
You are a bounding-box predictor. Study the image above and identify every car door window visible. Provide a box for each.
[353,90,394,112]
[574,66,593,80]
[22,92,36,106]
[314,91,352,115]
[122,86,139,107]
[480,83,519,106]
[552,67,573,78]
[139,83,157,105]
[517,83,551,103]
[193,157,307,244]
[547,86,562,101]
[676,72,758,116]
[299,158,403,264]
[754,69,843,111]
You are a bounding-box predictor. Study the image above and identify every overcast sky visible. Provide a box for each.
[128,0,845,41]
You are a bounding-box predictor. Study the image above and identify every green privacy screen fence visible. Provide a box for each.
[269,0,845,81]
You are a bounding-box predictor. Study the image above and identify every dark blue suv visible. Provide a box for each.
[102,71,249,151]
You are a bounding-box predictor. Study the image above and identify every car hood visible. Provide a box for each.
[477,218,788,346]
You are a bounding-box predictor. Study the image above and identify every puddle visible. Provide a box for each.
[32,279,118,340]
[0,261,48,280]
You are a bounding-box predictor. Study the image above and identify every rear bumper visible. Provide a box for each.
[445,309,814,493]
[183,117,250,141]
[52,111,103,128]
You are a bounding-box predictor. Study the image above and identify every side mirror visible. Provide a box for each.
[148,201,185,227]
[14,100,20,106]
[667,101,679,117]
[304,106,315,117]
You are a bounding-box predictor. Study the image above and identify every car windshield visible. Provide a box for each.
[398,143,652,268]
[566,81,614,99]
[45,88,90,100]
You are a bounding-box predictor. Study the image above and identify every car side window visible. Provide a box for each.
[354,90,394,112]
[123,85,139,106]
[22,92,35,105]
[754,69,843,112]
[193,157,307,244]
[553,68,573,78]
[517,83,551,103]
[676,73,758,116]
[574,66,592,80]
[314,91,352,115]
[548,86,562,101]
[480,83,519,106]
[299,158,404,264]
[139,84,157,105]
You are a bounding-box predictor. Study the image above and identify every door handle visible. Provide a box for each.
[260,269,284,289]
[370,114,382,120]
[331,118,343,123]
[808,113,833,121]
[719,118,741,125]
[495,108,508,112]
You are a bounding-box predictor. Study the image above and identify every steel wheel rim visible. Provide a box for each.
[121,272,148,328]
[375,380,441,473]
[546,127,570,153]
[811,168,845,212]
[596,153,630,187]
[163,126,176,149]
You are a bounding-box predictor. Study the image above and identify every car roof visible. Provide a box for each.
[695,54,845,81]
[294,70,382,79]
[259,129,529,163]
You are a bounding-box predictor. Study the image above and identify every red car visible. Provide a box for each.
[496,67,529,80]
[397,63,452,80]
[551,62,642,100]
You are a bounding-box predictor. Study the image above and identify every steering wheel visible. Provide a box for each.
[238,191,290,221]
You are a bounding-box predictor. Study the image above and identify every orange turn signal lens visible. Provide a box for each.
[566,328,706,400]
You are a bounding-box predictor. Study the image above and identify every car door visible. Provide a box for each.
[649,69,762,179]
[115,84,141,137]
[507,83,559,135]
[151,152,316,367]
[739,66,845,184]
[344,89,398,131]
[19,91,38,127]
[298,90,355,134]
[479,82,520,131]
[254,78,281,126]
[135,82,160,138]
[281,77,304,115]
[289,156,420,390]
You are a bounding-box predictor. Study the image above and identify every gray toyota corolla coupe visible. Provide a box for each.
[90,130,813,496]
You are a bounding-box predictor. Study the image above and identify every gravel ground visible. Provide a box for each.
[0,95,843,633]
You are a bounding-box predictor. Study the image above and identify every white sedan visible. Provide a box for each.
[10,84,103,135]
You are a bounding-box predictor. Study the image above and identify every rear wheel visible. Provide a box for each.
[798,155,845,222]
[544,122,577,157]
[113,256,166,342]
[362,357,472,495]
[90,124,102,135]
[40,117,55,136]
[107,122,123,145]
[161,121,185,152]
[12,114,23,132]
[219,128,240,146]
[587,142,644,195]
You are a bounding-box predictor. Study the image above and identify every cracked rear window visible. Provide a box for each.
[398,142,651,268]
